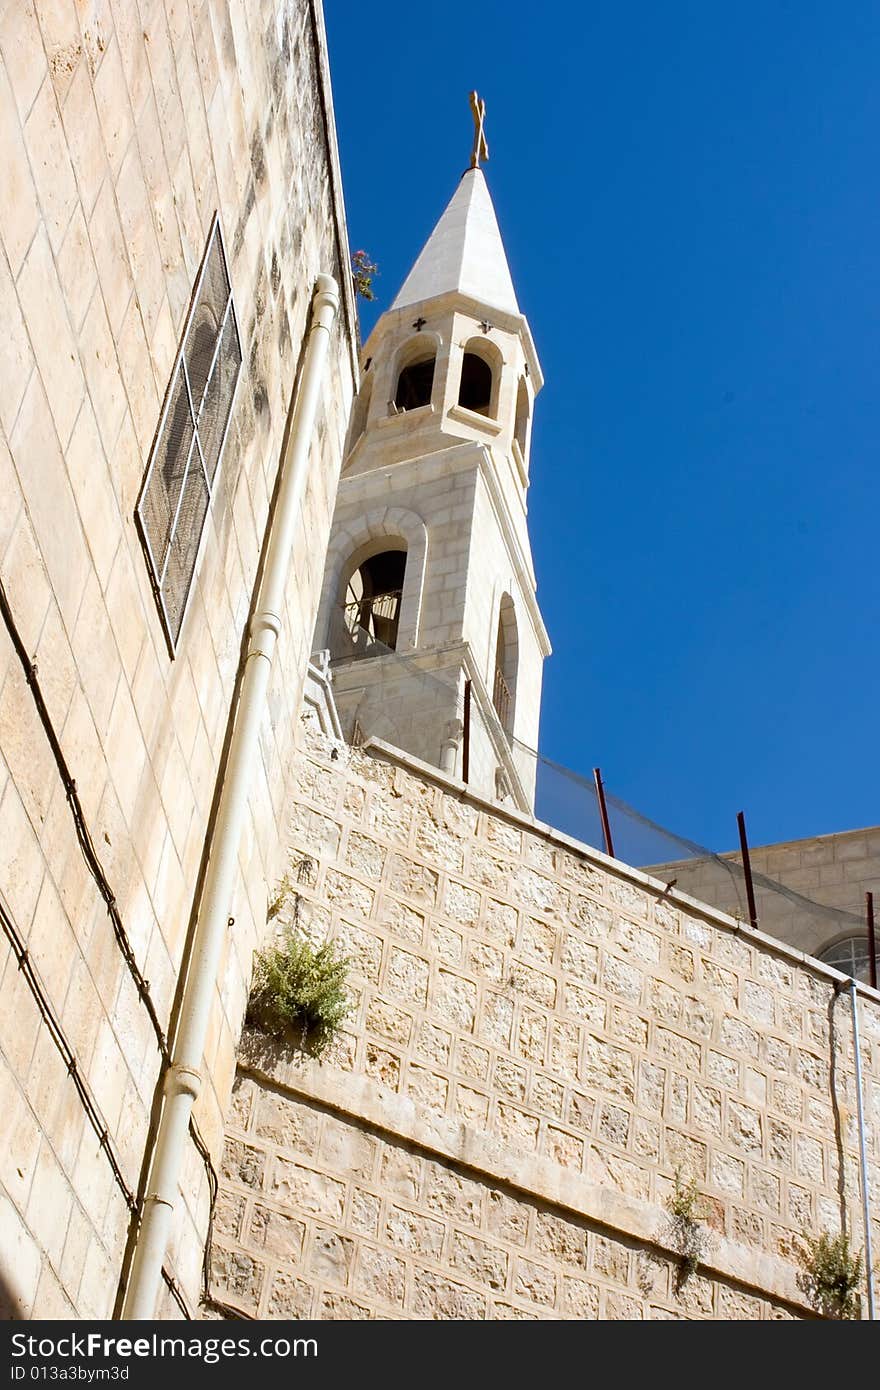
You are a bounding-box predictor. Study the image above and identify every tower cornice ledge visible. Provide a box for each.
[362,289,543,391]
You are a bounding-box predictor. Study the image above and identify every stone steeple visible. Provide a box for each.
[312,161,551,811]
[391,169,519,316]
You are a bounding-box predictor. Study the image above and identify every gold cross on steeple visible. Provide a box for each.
[469,90,488,169]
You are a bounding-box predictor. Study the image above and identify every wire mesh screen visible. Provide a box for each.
[322,618,876,977]
[525,745,871,958]
[136,217,242,650]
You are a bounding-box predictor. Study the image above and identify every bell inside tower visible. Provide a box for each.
[343,549,407,653]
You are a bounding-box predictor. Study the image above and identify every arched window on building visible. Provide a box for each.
[342,549,407,655]
[492,595,518,735]
[514,376,530,454]
[394,352,435,410]
[818,934,879,984]
[458,339,501,417]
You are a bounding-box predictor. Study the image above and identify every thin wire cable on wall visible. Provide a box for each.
[0,574,221,1312]
[0,889,190,1318]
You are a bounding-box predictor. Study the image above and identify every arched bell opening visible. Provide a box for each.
[334,545,408,659]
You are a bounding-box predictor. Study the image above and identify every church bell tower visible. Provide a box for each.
[313,99,551,810]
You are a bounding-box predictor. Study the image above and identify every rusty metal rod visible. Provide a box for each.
[737,810,759,929]
[462,679,472,784]
[593,767,615,859]
[866,891,877,991]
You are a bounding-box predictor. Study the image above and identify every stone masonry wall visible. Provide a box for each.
[0,0,355,1318]
[211,728,880,1319]
[215,1064,798,1320]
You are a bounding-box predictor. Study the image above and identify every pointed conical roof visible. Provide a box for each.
[391,168,519,315]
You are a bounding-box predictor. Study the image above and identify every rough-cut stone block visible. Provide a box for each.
[434,923,464,964]
[221,1140,267,1192]
[349,1187,381,1237]
[727,1101,763,1157]
[386,946,430,1006]
[379,1148,422,1202]
[450,1229,508,1289]
[483,897,517,942]
[415,1021,452,1066]
[366,996,413,1047]
[407,1064,449,1112]
[598,1103,631,1149]
[309,1225,355,1283]
[720,1017,759,1059]
[248,1204,306,1260]
[267,1271,314,1318]
[354,1247,406,1308]
[513,1256,556,1308]
[385,1204,444,1259]
[424,1164,482,1225]
[560,930,599,984]
[270,1158,345,1220]
[444,879,481,927]
[533,1211,587,1269]
[512,961,557,1008]
[435,969,478,1030]
[388,853,439,906]
[581,1035,635,1104]
[319,1116,377,1179]
[516,1006,547,1063]
[345,830,386,882]
[255,1092,320,1154]
[562,1274,600,1317]
[319,1291,373,1319]
[413,1267,486,1319]
[326,871,374,920]
[212,1247,265,1312]
[364,1043,401,1090]
[383,895,425,944]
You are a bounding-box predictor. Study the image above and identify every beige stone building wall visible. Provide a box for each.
[646,826,880,961]
[211,728,880,1319]
[0,0,356,1318]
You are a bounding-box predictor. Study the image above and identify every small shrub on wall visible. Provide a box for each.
[664,1170,711,1293]
[246,929,351,1059]
[797,1230,863,1320]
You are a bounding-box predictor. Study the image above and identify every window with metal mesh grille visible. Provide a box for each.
[135,215,242,652]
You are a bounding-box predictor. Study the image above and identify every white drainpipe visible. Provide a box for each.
[849,979,876,1320]
[122,274,340,1319]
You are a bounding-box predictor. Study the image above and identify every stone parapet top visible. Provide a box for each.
[236,1037,811,1314]
[361,738,880,1008]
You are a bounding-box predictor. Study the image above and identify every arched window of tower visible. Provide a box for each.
[514,376,530,453]
[340,548,407,657]
[458,348,494,416]
[394,352,435,410]
[493,595,518,735]
[457,338,504,419]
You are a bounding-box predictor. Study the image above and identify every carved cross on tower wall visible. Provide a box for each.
[469,90,488,169]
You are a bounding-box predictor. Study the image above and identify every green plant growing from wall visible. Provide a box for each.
[351,249,379,300]
[797,1230,863,1320]
[664,1169,710,1292]
[246,928,351,1059]
[267,871,295,921]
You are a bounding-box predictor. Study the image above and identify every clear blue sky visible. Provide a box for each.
[324,2,880,852]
